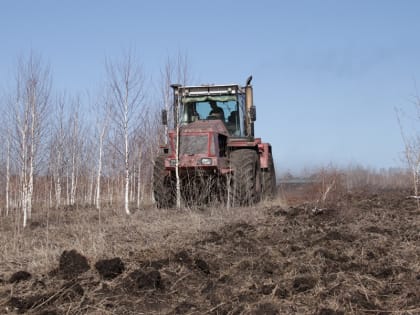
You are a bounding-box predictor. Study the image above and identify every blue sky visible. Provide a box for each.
[1,0,420,173]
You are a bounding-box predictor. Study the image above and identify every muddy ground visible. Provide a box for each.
[0,188,419,314]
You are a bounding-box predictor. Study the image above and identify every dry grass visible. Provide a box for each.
[0,201,269,276]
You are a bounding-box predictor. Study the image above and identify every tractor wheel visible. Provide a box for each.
[229,149,261,206]
[153,155,175,208]
[262,153,276,199]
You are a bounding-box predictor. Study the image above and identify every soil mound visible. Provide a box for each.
[37,310,60,315]
[9,270,31,283]
[123,269,163,291]
[8,294,50,313]
[316,309,344,315]
[251,302,279,315]
[194,257,210,274]
[58,249,89,279]
[174,250,192,264]
[292,275,317,292]
[95,257,125,279]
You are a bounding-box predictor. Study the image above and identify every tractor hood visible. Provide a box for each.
[180,119,229,136]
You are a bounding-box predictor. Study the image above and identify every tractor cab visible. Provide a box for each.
[176,85,249,137]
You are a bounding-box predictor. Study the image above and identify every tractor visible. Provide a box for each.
[153,76,276,207]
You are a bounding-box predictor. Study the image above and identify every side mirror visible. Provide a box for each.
[161,109,168,125]
[250,106,256,122]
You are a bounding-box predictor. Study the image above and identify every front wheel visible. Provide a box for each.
[229,149,261,207]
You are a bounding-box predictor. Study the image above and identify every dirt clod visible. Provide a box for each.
[29,221,45,230]
[293,275,317,292]
[274,287,289,299]
[8,294,50,313]
[123,269,162,291]
[172,301,196,314]
[316,308,344,315]
[37,310,60,315]
[9,270,32,283]
[260,284,275,295]
[95,257,125,279]
[62,280,84,298]
[251,302,279,315]
[58,249,90,279]
[174,250,192,265]
[194,257,210,274]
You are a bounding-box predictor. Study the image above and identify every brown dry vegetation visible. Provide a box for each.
[0,186,419,315]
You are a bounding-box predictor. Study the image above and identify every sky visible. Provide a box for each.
[1,0,420,174]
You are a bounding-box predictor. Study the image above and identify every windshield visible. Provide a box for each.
[180,95,245,136]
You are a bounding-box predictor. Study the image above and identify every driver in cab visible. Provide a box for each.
[208,100,225,121]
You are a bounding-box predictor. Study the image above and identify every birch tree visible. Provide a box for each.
[158,54,191,208]
[0,94,14,215]
[106,51,145,215]
[0,121,12,216]
[91,93,111,211]
[49,94,67,207]
[10,53,51,227]
[68,102,81,206]
[396,91,420,210]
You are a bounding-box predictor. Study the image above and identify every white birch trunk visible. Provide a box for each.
[55,167,61,207]
[66,169,70,205]
[125,168,130,214]
[6,138,10,216]
[124,108,130,215]
[96,132,104,209]
[20,113,28,227]
[27,91,37,220]
[108,177,113,206]
[49,177,53,209]
[70,151,76,205]
[28,160,33,219]
[129,172,133,203]
[22,177,28,228]
[137,151,142,207]
[70,110,78,206]
[175,103,181,209]
[88,174,94,205]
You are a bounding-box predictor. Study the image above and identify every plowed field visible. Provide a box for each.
[0,188,419,314]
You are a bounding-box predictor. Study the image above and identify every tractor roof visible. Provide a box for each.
[174,84,246,97]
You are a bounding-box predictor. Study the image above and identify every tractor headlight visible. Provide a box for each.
[200,158,212,165]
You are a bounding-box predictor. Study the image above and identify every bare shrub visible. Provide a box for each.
[396,98,420,209]
[311,165,345,210]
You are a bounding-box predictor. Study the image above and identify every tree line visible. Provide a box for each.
[0,51,190,227]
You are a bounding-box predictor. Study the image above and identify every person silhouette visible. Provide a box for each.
[208,101,225,120]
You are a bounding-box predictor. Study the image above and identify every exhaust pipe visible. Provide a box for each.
[245,76,256,137]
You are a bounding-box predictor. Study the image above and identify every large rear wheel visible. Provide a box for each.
[153,155,175,208]
[229,149,261,206]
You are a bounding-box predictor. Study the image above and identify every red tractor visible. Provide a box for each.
[153,77,276,207]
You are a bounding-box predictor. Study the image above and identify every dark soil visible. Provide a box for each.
[1,188,419,314]
[9,271,31,284]
[57,249,90,279]
[95,257,125,280]
[122,269,163,291]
